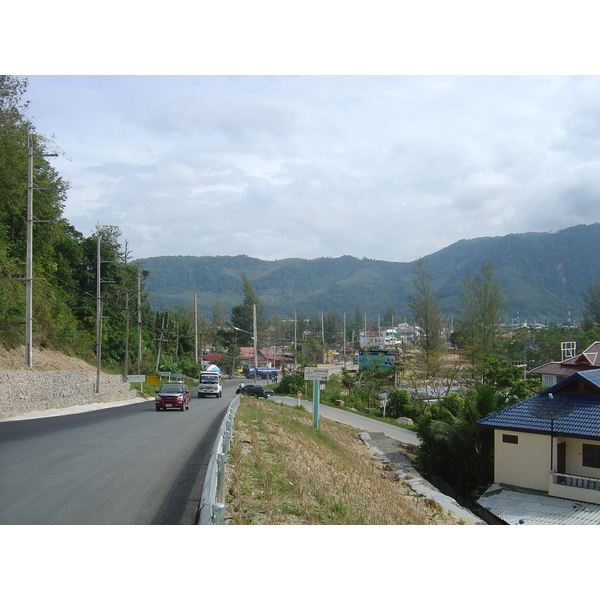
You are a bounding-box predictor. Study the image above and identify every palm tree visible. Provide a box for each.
[417,385,500,496]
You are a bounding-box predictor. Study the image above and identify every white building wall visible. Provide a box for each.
[494,429,551,492]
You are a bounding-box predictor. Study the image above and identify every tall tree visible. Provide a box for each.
[230,272,265,345]
[582,280,600,330]
[407,259,445,371]
[457,259,504,365]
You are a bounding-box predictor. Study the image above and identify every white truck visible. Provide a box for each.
[198,364,223,398]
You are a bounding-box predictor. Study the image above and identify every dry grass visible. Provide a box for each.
[225,397,459,525]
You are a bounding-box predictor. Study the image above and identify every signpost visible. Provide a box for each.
[146,375,160,387]
[303,367,330,381]
[126,375,146,383]
[304,368,330,429]
[127,374,147,395]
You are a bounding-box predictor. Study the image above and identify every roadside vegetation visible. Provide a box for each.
[225,396,460,525]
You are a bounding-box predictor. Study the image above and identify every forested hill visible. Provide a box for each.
[136,222,600,323]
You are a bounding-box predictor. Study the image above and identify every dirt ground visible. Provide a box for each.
[0,346,96,373]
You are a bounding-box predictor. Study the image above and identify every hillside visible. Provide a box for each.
[0,346,96,373]
[136,223,600,323]
[225,396,466,524]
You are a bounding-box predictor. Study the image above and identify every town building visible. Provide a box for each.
[529,341,600,387]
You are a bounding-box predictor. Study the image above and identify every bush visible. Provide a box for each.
[275,373,305,395]
[386,390,410,419]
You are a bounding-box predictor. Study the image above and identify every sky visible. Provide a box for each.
[7,3,600,268]
[20,74,600,264]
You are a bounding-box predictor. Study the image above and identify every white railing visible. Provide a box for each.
[552,472,600,492]
[198,394,240,525]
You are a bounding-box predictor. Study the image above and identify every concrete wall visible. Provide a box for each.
[0,371,139,419]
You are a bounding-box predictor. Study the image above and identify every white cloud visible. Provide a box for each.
[22,75,600,263]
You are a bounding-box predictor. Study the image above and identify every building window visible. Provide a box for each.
[502,434,518,444]
[582,444,600,468]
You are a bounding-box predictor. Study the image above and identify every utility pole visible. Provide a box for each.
[96,234,116,393]
[294,309,297,369]
[155,313,168,372]
[253,303,258,381]
[321,311,325,364]
[137,271,142,374]
[96,236,103,394]
[194,293,198,363]
[25,134,57,368]
[343,311,347,369]
[124,292,130,378]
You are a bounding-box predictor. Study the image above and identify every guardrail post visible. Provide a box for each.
[212,503,225,525]
[224,418,232,454]
[217,452,226,504]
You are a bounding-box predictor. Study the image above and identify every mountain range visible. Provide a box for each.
[135,223,600,324]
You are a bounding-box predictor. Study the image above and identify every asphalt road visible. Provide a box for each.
[273,395,420,445]
[0,381,237,525]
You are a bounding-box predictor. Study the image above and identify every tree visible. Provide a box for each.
[457,259,504,366]
[417,385,501,496]
[230,272,265,345]
[582,280,600,330]
[407,259,445,373]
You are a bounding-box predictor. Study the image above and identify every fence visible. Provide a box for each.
[198,394,240,525]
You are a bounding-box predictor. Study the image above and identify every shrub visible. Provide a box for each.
[275,373,305,395]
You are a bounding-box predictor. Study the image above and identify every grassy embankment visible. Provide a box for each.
[225,396,459,525]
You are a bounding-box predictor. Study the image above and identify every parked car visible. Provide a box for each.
[155,383,190,411]
[241,385,274,399]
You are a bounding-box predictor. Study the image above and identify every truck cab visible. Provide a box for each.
[198,364,223,398]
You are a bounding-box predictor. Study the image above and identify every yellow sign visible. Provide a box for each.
[146,375,160,387]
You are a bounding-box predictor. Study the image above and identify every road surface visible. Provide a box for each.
[0,381,238,525]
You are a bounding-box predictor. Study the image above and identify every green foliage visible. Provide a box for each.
[407,258,445,370]
[275,373,305,395]
[416,385,501,496]
[230,272,266,345]
[582,280,600,330]
[0,77,156,368]
[321,375,342,404]
[386,389,414,419]
[457,259,505,365]
[139,224,600,322]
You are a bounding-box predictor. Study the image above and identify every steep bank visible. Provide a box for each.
[0,346,139,420]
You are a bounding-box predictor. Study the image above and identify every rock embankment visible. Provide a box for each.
[0,371,138,419]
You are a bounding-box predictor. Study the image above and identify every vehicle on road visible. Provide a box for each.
[241,385,274,399]
[155,383,190,411]
[198,364,223,398]
[244,366,278,380]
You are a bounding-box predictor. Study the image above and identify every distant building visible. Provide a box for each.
[530,341,600,387]
[359,323,417,350]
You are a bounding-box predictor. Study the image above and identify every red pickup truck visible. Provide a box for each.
[155,383,190,411]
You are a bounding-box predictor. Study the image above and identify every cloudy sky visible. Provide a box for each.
[10,4,600,264]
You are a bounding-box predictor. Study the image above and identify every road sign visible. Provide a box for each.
[127,374,146,383]
[146,375,160,387]
[304,367,330,381]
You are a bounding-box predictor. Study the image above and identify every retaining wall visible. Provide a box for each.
[0,371,139,419]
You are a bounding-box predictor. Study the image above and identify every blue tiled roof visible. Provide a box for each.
[478,369,600,439]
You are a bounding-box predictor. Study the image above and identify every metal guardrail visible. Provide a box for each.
[198,394,240,525]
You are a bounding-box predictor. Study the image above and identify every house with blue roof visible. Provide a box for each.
[476,369,600,523]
